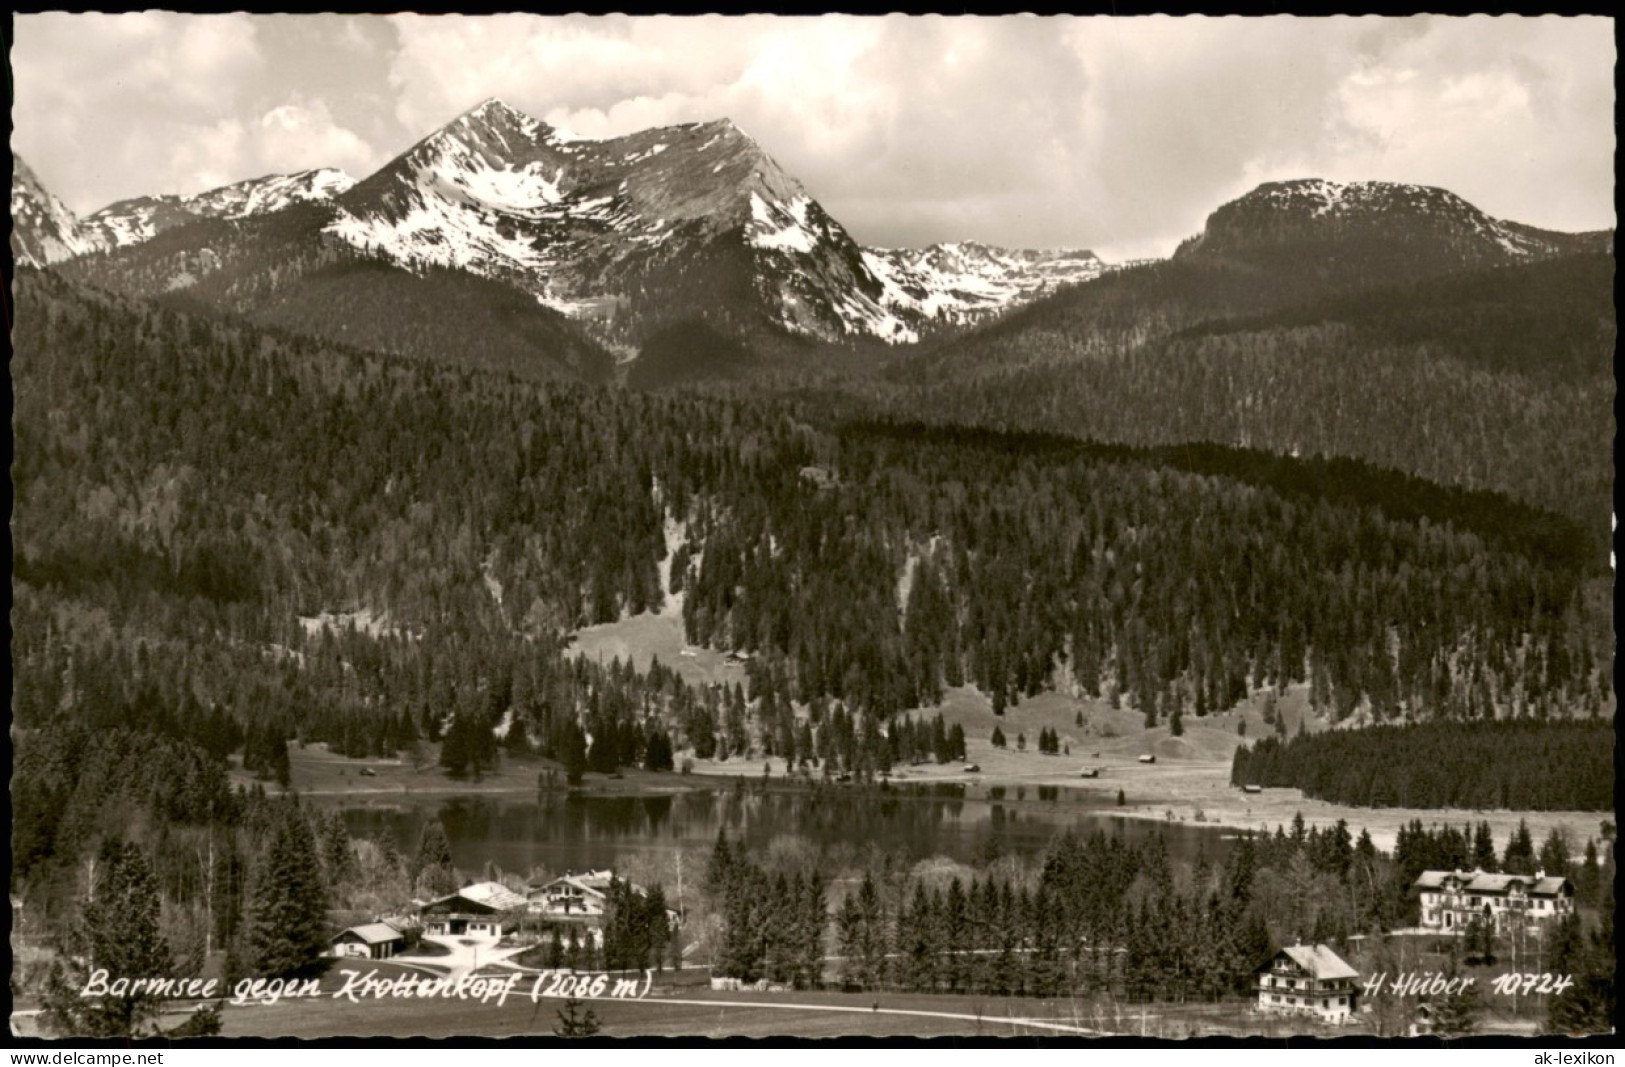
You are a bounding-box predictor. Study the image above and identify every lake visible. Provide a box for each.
[337,782,1235,879]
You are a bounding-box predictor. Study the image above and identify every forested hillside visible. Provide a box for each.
[10,237,1616,1029]
[57,205,616,383]
[15,264,1610,741]
[11,265,1611,932]
[1231,719,1614,811]
[873,254,1614,535]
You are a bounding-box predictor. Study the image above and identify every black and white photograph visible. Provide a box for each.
[7,11,1616,1045]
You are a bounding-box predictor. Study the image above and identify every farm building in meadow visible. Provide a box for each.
[329,922,405,959]
[1413,869,1574,934]
[419,881,528,937]
[1256,943,1360,1023]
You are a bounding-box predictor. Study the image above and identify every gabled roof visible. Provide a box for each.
[1532,876,1572,897]
[1267,944,1359,981]
[529,870,647,897]
[533,874,612,898]
[334,922,404,945]
[1413,869,1573,898]
[424,880,528,913]
[459,880,529,909]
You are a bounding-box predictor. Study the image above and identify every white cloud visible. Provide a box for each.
[12,13,1616,257]
[12,13,379,210]
[256,100,377,178]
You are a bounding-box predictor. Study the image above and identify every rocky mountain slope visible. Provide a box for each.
[18,102,1104,346]
[82,168,355,249]
[1175,179,1607,278]
[322,99,1103,344]
[864,242,1105,327]
[11,153,100,266]
[11,152,355,265]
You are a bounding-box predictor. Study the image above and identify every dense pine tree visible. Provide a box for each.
[42,841,174,1037]
[246,802,330,978]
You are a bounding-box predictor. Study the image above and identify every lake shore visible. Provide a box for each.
[261,741,1606,856]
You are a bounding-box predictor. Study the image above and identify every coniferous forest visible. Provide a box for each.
[709,815,1615,1018]
[12,264,1613,904]
[1230,720,1613,811]
[9,250,1615,1038]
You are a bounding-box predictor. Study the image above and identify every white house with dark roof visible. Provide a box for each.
[1413,869,1573,934]
[528,869,617,925]
[1256,943,1360,1023]
[419,881,529,937]
[329,921,406,959]
[526,869,680,944]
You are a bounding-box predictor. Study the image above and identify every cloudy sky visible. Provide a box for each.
[11,13,1615,260]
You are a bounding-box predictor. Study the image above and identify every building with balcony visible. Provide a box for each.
[1256,943,1360,1023]
[1413,869,1573,934]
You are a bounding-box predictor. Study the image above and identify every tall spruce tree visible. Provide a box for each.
[1502,819,1537,875]
[1547,909,1615,1035]
[246,802,329,978]
[1537,828,1571,876]
[1471,821,1499,872]
[42,840,173,1037]
[414,818,458,897]
[1428,951,1483,1037]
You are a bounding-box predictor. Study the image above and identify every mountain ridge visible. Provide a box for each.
[15,112,1608,361]
[1175,178,1608,273]
[11,152,100,265]
[84,167,356,249]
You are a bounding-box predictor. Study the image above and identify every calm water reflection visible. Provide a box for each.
[337,785,1233,874]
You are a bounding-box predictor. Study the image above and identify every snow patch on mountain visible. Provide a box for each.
[447,160,566,212]
[327,195,549,275]
[833,289,918,344]
[1196,179,1563,260]
[82,168,357,251]
[748,192,821,254]
[863,242,1106,325]
[185,168,356,219]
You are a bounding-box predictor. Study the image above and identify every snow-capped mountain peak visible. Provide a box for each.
[318,99,1100,343]
[36,99,1114,344]
[184,168,357,219]
[11,152,101,265]
[78,167,358,251]
[863,241,1106,325]
[1178,178,1588,262]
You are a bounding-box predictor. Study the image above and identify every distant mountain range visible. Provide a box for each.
[12,100,1104,344]
[84,168,356,250]
[11,154,356,266]
[10,100,1610,388]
